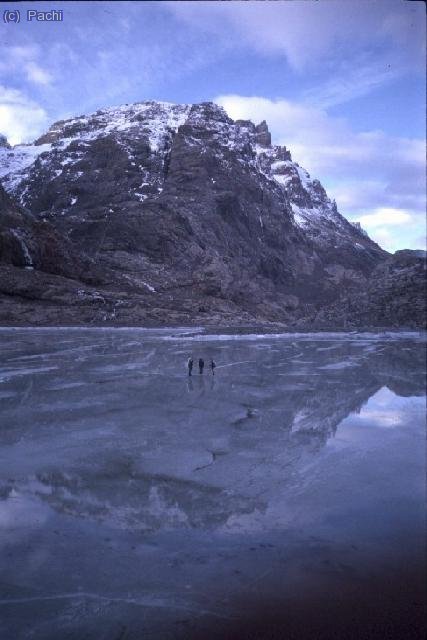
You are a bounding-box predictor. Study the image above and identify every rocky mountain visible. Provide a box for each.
[0,100,422,327]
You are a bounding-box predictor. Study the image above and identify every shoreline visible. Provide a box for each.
[0,325,425,339]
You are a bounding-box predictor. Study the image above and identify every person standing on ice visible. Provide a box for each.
[187,357,193,376]
[198,357,204,374]
[210,359,216,375]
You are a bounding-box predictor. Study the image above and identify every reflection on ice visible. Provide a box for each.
[319,360,359,369]
[348,386,425,429]
[0,329,425,640]
[0,330,424,531]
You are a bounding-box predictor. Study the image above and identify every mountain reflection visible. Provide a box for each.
[0,333,425,533]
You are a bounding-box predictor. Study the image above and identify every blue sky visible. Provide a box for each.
[0,0,425,251]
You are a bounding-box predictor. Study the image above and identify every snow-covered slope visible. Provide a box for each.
[255,143,369,251]
[0,101,192,211]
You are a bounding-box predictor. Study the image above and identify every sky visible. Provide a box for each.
[0,0,425,252]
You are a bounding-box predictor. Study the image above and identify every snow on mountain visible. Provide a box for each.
[0,143,52,193]
[0,101,191,209]
[0,99,371,253]
[0,100,390,327]
[35,101,191,150]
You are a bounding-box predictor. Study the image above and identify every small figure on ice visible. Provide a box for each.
[210,358,216,375]
[198,357,205,374]
[187,357,193,376]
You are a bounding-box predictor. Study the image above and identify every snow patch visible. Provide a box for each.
[273,173,292,187]
[142,281,156,293]
[0,102,191,196]
[0,143,51,191]
[295,164,311,189]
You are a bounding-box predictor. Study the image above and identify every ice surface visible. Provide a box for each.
[0,329,425,639]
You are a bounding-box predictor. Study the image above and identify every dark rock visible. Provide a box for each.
[0,134,10,149]
[311,251,426,329]
[255,120,272,147]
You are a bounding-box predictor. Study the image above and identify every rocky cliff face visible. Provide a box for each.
[312,250,426,329]
[0,100,419,328]
[0,182,110,323]
[0,182,82,276]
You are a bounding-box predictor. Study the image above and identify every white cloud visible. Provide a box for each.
[0,44,53,87]
[301,55,401,108]
[356,208,412,228]
[0,86,48,145]
[169,1,425,108]
[25,62,53,87]
[215,94,425,251]
[366,224,425,254]
[6,45,39,63]
[169,1,425,71]
[354,207,425,252]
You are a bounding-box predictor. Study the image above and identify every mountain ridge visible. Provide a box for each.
[0,100,423,328]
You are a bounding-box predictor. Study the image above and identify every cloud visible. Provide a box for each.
[363,223,424,254]
[25,62,53,87]
[215,94,425,251]
[358,208,412,228]
[354,207,425,253]
[0,86,48,145]
[169,1,425,70]
[301,54,401,108]
[169,1,425,108]
[0,45,53,87]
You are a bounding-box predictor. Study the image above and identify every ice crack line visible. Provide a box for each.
[0,593,233,619]
[216,360,255,368]
[193,451,215,472]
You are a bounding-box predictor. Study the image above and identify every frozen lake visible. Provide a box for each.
[0,328,425,640]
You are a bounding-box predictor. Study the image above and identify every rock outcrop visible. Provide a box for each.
[311,250,426,329]
[0,134,10,149]
[0,182,83,276]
